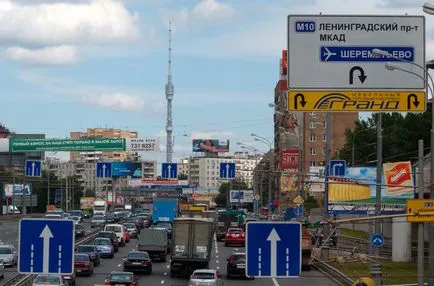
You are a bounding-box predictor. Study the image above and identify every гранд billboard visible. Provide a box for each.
[192,139,230,153]
[111,162,142,178]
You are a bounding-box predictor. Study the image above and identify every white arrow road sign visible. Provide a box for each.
[267,228,281,277]
[40,225,53,273]
[333,162,343,175]
[226,164,230,178]
[167,164,172,178]
[31,162,36,176]
[102,164,107,178]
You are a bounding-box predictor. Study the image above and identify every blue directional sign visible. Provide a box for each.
[320,46,414,62]
[96,162,112,178]
[246,222,301,278]
[371,233,384,247]
[294,206,303,217]
[162,163,177,179]
[220,162,235,179]
[25,160,41,177]
[329,160,346,176]
[19,219,74,274]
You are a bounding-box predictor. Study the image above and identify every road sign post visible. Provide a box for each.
[162,163,178,179]
[19,219,74,274]
[246,221,301,278]
[96,162,112,178]
[25,160,42,177]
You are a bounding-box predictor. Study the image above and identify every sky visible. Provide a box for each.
[0,0,433,163]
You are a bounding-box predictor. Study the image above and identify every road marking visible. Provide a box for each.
[163,272,167,276]
[214,233,219,255]
[216,260,219,264]
[272,278,280,286]
[117,264,121,267]
[166,264,170,269]
[5,231,10,234]
[216,266,220,270]
[161,280,165,284]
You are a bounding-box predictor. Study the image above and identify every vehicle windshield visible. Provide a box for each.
[127,252,149,260]
[94,239,110,245]
[77,246,96,253]
[105,225,122,232]
[98,232,114,238]
[228,229,242,234]
[0,247,12,254]
[156,222,171,228]
[74,255,89,262]
[34,275,61,283]
[232,254,245,263]
[109,273,133,282]
[192,272,215,279]
[123,223,135,228]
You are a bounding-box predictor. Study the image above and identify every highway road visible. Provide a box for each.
[0,218,335,286]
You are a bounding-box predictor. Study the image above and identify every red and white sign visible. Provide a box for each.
[383,161,414,195]
[280,149,298,171]
[281,50,288,76]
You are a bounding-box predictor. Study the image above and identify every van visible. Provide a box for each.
[104,224,126,246]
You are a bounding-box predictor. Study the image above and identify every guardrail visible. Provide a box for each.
[3,227,102,286]
[311,258,354,286]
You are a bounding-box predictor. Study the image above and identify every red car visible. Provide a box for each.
[74,253,94,276]
[123,226,130,243]
[225,228,245,246]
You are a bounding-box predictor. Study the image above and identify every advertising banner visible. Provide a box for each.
[112,162,142,178]
[4,183,32,198]
[280,174,298,193]
[80,197,95,210]
[280,149,299,171]
[328,167,414,215]
[9,138,125,152]
[281,50,288,76]
[126,138,159,152]
[383,161,413,195]
[309,166,325,193]
[229,190,254,203]
[192,139,230,153]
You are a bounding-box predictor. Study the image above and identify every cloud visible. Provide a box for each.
[377,0,425,8]
[0,0,141,47]
[192,0,236,21]
[80,92,145,111]
[190,130,233,139]
[5,45,79,65]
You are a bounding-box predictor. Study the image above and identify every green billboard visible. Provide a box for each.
[9,138,126,152]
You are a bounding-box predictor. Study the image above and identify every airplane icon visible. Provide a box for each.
[322,47,337,61]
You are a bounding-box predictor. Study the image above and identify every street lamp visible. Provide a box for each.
[423,2,434,14]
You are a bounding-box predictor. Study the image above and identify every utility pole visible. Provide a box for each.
[418,139,425,286]
[323,112,332,235]
[165,22,174,163]
[47,165,50,210]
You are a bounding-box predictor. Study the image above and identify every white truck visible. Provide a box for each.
[93,200,107,216]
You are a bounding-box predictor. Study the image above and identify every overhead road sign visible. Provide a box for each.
[288,90,425,112]
[407,199,434,222]
[96,162,112,178]
[329,160,346,176]
[162,163,178,179]
[246,221,301,278]
[19,219,74,274]
[25,160,42,177]
[220,162,236,179]
[288,15,425,90]
[371,233,384,247]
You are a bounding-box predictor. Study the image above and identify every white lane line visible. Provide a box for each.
[161,280,165,284]
[272,278,280,286]
[216,260,219,264]
[216,266,220,270]
[166,264,170,269]
[117,264,121,267]
[163,272,167,276]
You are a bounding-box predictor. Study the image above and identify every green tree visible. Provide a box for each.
[303,194,319,216]
[339,107,432,166]
[177,173,188,180]
[215,179,249,207]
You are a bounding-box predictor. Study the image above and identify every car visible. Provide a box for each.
[123,225,131,243]
[44,214,62,219]
[226,252,253,279]
[0,244,18,266]
[104,271,138,286]
[32,274,68,285]
[75,245,101,266]
[241,218,259,231]
[104,224,126,246]
[93,238,114,258]
[123,251,152,274]
[154,222,172,238]
[74,253,93,276]
[74,224,85,238]
[61,272,76,285]
[123,223,138,238]
[188,269,222,286]
[136,215,151,228]
[69,210,85,220]
[91,215,106,228]
[69,216,81,225]
[104,214,115,224]
[126,217,144,230]
[225,228,245,246]
[0,260,4,279]
[96,231,119,252]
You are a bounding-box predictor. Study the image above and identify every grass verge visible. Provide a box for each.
[340,228,369,240]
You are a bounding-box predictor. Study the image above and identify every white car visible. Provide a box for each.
[188,269,222,286]
[32,274,67,285]
[0,244,17,266]
[104,224,126,246]
[0,260,4,279]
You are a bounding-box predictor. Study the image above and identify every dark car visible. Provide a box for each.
[154,222,172,239]
[126,217,144,230]
[75,245,101,266]
[227,252,253,279]
[96,231,119,252]
[136,214,151,228]
[123,251,152,274]
[104,271,138,286]
[74,253,94,276]
[75,224,85,238]
[62,272,76,285]
[105,214,115,224]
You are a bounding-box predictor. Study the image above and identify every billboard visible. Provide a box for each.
[192,139,229,153]
[383,161,413,195]
[280,174,297,193]
[280,149,298,171]
[309,166,325,193]
[229,190,254,203]
[112,162,142,178]
[80,197,95,210]
[4,183,32,198]
[328,166,414,215]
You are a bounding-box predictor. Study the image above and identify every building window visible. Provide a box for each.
[322,134,326,142]
[309,112,316,116]
[323,120,327,128]
[310,148,316,155]
[310,161,316,167]
[309,121,316,129]
[309,134,316,142]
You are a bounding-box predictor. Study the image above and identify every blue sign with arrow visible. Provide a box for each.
[246,222,301,278]
[25,160,41,177]
[219,162,235,179]
[19,219,74,274]
[162,163,177,179]
[294,206,303,216]
[329,160,346,176]
[371,233,384,247]
[96,162,112,178]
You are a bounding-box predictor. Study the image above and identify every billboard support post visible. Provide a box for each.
[417,139,424,286]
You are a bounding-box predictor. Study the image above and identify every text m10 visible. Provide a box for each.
[295,21,315,32]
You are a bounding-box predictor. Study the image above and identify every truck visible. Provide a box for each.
[138,228,168,261]
[93,200,107,216]
[216,209,244,241]
[152,198,178,224]
[170,218,214,277]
